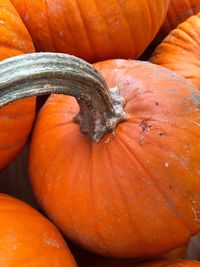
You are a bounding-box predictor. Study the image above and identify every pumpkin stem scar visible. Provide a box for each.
[0,52,126,142]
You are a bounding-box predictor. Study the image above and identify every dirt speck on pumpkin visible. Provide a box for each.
[104,137,110,144]
[164,162,169,168]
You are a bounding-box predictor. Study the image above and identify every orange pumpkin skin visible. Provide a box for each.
[0,193,77,266]
[0,0,35,170]
[10,0,169,62]
[150,13,200,90]
[29,60,200,258]
[134,259,200,267]
[160,0,200,37]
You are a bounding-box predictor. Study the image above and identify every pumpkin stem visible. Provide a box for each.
[0,53,125,142]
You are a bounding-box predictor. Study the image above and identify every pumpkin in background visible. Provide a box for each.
[150,13,200,90]
[0,193,77,266]
[134,259,200,266]
[159,0,200,39]
[0,53,199,258]
[0,0,35,171]
[10,0,169,62]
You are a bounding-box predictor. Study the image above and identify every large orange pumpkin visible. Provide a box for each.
[0,53,199,258]
[0,193,77,266]
[10,0,169,62]
[150,13,200,90]
[134,259,200,266]
[0,0,35,171]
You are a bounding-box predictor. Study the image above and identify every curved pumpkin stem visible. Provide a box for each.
[0,53,125,142]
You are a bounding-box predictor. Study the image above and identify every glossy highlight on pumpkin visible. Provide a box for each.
[0,193,77,266]
[29,59,200,258]
[11,0,169,62]
[0,0,35,170]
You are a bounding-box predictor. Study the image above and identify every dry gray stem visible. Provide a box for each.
[0,53,126,142]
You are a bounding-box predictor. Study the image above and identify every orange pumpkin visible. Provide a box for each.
[10,0,169,62]
[150,13,200,90]
[0,0,35,171]
[1,53,199,258]
[134,259,200,266]
[160,0,200,38]
[0,193,77,266]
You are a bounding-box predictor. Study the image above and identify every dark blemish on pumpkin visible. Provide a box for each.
[144,90,154,94]
[169,88,177,93]
[139,119,153,145]
[159,132,166,136]
[167,202,181,216]
[184,92,200,108]
[155,102,159,106]
[169,186,172,190]
[140,119,153,133]
[191,92,200,108]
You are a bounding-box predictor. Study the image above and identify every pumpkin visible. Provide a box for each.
[10,0,169,62]
[134,259,200,266]
[0,0,35,171]
[0,193,77,266]
[150,13,200,90]
[159,0,200,39]
[0,53,199,258]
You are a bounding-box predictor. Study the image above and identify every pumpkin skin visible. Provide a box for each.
[29,59,200,258]
[150,13,200,90]
[0,0,35,171]
[134,259,200,267]
[0,193,77,266]
[10,0,169,62]
[160,0,200,38]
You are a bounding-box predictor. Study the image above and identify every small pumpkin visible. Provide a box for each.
[10,0,169,62]
[1,53,199,258]
[150,13,200,90]
[134,259,200,266]
[0,193,77,266]
[0,0,35,171]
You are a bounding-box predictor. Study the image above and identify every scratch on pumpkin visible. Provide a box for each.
[192,207,200,222]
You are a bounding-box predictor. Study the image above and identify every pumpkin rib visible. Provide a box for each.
[106,139,146,254]
[144,0,153,44]
[117,131,191,235]
[35,130,74,207]
[44,0,56,51]
[111,135,157,256]
[115,0,137,56]
[74,0,97,61]
[92,0,115,61]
